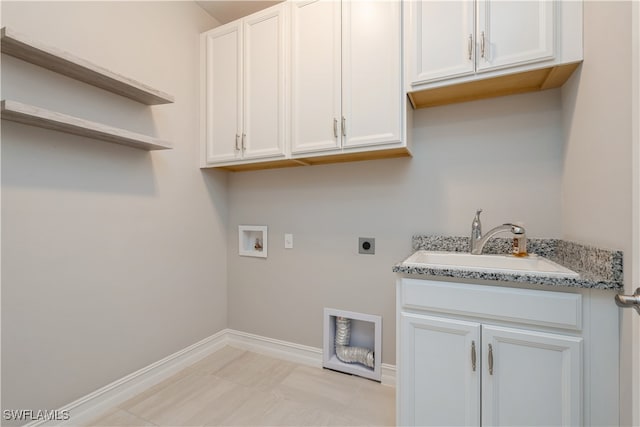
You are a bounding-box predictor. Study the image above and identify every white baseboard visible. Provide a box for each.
[225,329,396,387]
[26,329,229,427]
[28,329,396,426]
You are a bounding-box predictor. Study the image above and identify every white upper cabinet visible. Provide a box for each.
[201,4,288,166]
[202,22,242,164]
[406,0,583,108]
[410,0,475,84]
[291,0,342,153]
[476,0,555,72]
[242,7,288,160]
[201,0,408,171]
[341,0,402,149]
[292,0,403,155]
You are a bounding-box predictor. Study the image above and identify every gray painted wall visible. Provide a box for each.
[1,1,228,416]
[228,89,565,365]
[561,2,632,424]
[2,0,633,421]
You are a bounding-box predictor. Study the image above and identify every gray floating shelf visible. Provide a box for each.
[1,27,174,105]
[1,100,172,151]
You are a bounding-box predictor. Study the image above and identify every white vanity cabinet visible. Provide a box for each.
[397,278,584,426]
[406,0,583,108]
[200,4,288,166]
[291,0,404,155]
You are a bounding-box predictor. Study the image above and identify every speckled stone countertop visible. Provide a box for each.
[392,236,623,291]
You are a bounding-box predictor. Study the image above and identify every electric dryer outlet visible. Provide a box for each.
[358,238,375,255]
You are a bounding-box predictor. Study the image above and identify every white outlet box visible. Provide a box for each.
[239,225,267,258]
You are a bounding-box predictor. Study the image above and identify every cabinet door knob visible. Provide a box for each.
[471,340,477,372]
[488,343,494,375]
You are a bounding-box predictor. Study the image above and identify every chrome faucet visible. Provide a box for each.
[470,209,526,255]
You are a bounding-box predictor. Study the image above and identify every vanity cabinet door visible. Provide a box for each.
[399,312,480,427]
[481,325,582,427]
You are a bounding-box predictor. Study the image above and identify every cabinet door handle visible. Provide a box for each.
[488,343,494,375]
[342,116,346,137]
[235,134,240,151]
[468,34,473,60]
[333,118,338,138]
[471,340,476,372]
[242,133,246,151]
[480,31,486,59]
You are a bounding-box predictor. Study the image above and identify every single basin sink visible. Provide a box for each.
[402,251,579,278]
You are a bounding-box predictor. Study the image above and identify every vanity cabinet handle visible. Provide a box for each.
[468,34,473,60]
[471,340,477,371]
[333,118,338,138]
[342,116,346,137]
[480,31,486,59]
[235,134,240,151]
[242,133,246,151]
[488,343,494,375]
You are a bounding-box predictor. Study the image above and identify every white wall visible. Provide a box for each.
[1,1,227,416]
[228,89,565,365]
[561,2,632,425]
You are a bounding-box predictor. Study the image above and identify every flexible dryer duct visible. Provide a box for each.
[334,317,375,368]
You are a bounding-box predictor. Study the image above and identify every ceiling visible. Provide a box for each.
[196,1,283,24]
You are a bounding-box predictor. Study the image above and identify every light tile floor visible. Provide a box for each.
[87,346,395,426]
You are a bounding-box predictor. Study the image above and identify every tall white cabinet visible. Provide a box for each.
[291,0,403,155]
[201,4,288,166]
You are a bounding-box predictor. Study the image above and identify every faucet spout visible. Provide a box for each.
[470,210,526,255]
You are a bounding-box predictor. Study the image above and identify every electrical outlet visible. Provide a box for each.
[358,237,375,255]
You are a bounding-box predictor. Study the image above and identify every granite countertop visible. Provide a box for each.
[392,236,624,291]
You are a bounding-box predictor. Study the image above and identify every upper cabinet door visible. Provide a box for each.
[342,0,403,148]
[481,325,582,427]
[291,0,342,154]
[476,0,556,72]
[243,5,288,160]
[409,0,475,85]
[203,22,242,164]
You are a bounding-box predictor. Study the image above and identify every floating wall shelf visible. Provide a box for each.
[1,100,172,151]
[1,26,174,105]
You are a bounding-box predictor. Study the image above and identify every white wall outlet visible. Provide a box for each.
[284,233,293,249]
